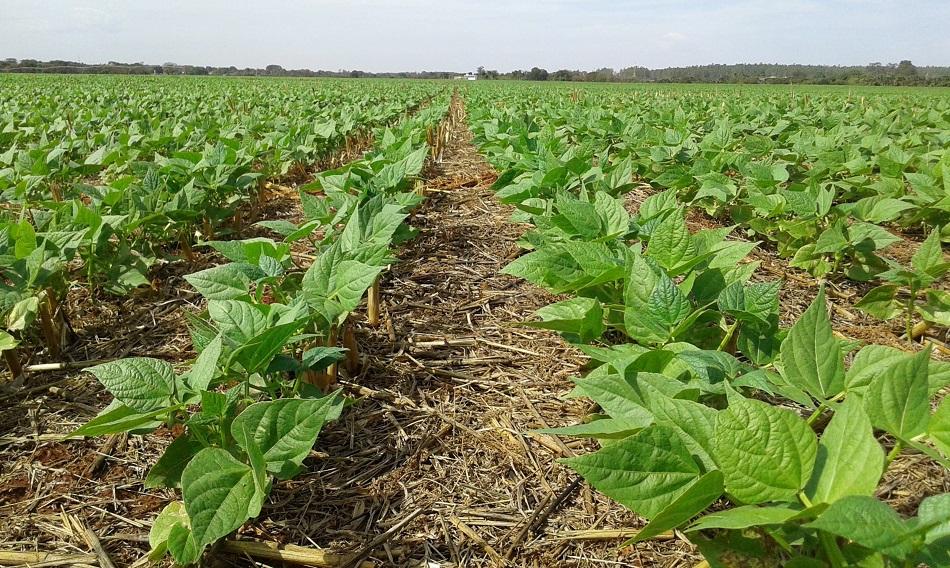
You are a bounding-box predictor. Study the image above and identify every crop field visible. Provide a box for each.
[0,75,948,567]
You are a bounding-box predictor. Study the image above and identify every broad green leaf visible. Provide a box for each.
[148,501,189,561]
[805,496,913,559]
[647,209,695,272]
[912,229,944,275]
[181,447,262,551]
[846,344,906,391]
[688,505,801,532]
[207,300,269,344]
[231,394,344,478]
[145,433,204,489]
[805,399,884,504]
[779,289,845,401]
[649,394,719,470]
[301,346,348,371]
[929,397,950,458]
[187,333,222,392]
[564,424,703,518]
[538,416,649,439]
[713,395,817,504]
[569,370,662,426]
[864,346,930,439]
[920,289,950,327]
[184,263,259,300]
[87,357,177,412]
[718,281,779,327]
[624,251,690,345]
[0,330,18,352]
[14,220,36,259]
[855,285,901,320]
[6,296,39,332]
[552,192,602,239]
[628,470,724,543]
[166,523,199,565]
[69,403,166,438]
[303,245,383,325]
[528,297,604,343]
[593,191,629,236]
[231,322,301,375]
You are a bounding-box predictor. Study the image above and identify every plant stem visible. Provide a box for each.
[819,531,847,568]
[805,391,845,426]
[885,441,903,467]
[906,285,917,347]
[717,320,739,352]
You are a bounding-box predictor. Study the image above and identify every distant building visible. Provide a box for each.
[454,72,477,81]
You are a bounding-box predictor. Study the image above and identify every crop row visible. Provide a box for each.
[68,89,455,562]
[466,85,950,566]
[0,76,448,374]
[469,83,950,343]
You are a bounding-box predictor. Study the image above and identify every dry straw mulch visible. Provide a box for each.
[0,97,699,567]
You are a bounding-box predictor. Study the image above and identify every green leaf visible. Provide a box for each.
[148,501,189,562]
[145,433,204,489]
[718,281,780,327]
[845,344,904,391]
[303,246,383,325]
[564,424,703,518]
[537,416,648,440]
[713,395,817,504]
[804,398,884,504]
[181,447,262,552]
[207,300,269,344]
[231,322,301,375]
[0,330,18,352]
[231,394,344,478]
[920,289,950,327]
[166,523,199,565]
[552,192,603,240]
[592,191,629,236]
[628,470,724,543]
[912,229,944,275]
[864,346,931,439]
[14,220,36,259]
[301,346,348,371]
[568,370,659,426]
[647,209,695,272]
[6,296,39,332]
[527,297,604,343]
[688,505,801,532]
[69,403,166,438]
[87,357,177,412]
[624,251,690,345]
[779,289,845,401]
[187,333,222,392]
[805,496,913,559]
[184,263,259,300]
[855,285,901,320]
[929,397,950,459]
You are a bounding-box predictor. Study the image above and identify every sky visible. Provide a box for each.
[1,0,948,72]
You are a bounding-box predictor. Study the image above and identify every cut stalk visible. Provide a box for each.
[325,326,339,386]
[342,321,359,375]
[179,231,195,262]
[3,349,23,380]
[367,277,381,327]
[38,292,62,358]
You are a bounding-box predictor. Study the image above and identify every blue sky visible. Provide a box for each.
[1,0,947,71]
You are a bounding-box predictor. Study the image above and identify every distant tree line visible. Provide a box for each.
[0,59,460,79]
[2,58,949,86]
[480,62,950,86]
